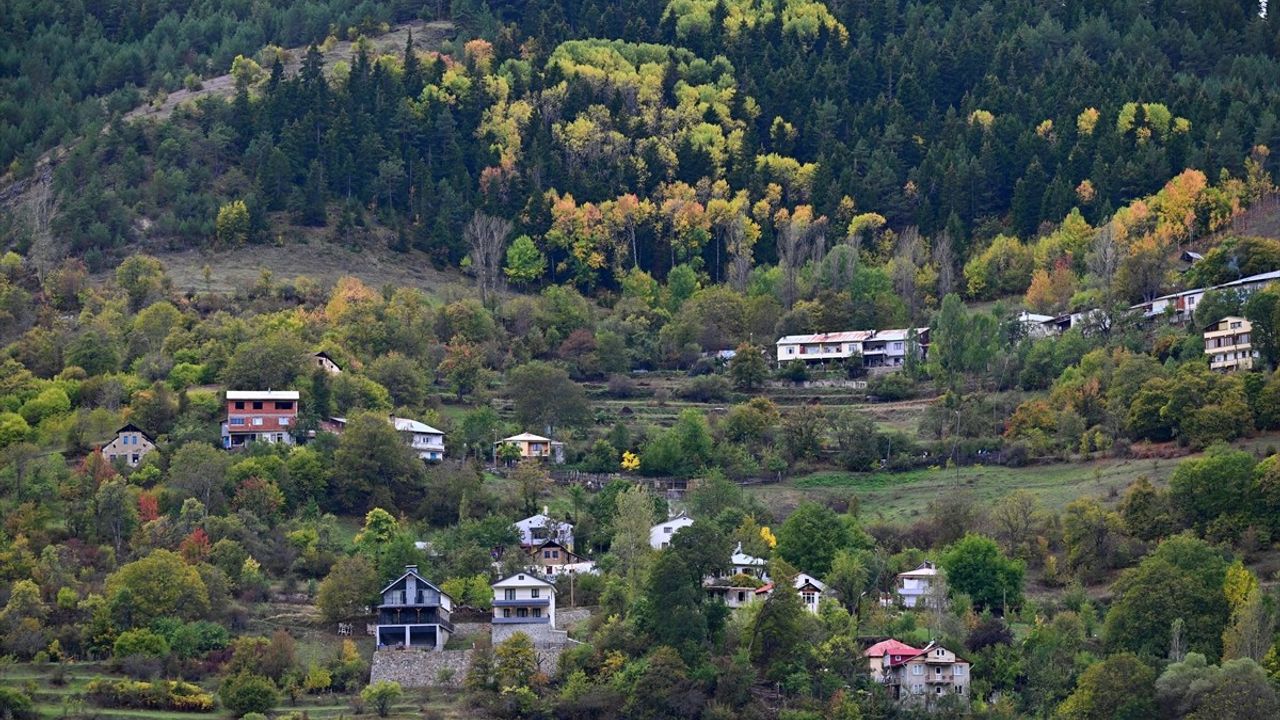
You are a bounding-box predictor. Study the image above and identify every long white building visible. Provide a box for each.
[776,328,929,367]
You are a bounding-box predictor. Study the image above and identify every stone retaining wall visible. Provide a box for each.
[370,611,594,688]
[370,647,472,689]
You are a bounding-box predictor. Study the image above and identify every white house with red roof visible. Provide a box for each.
[868,640,970,705]
[864,639,921,677]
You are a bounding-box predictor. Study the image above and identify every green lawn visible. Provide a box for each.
[751,455,1182,522]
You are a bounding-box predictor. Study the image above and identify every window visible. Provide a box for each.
[234,401,245,410]
[253,417,263,426]
[787,347,794,354]
[954,666,964,676]
[502,609,511,618]
[504,589,516,601]
[532,608,541,617]
[912,665,923,676]
[275,401,294,410]
[131,454,139,463]
[230,418,246,425]
[252,401,263,410]
[737,591,745,603]
[544,550,552,559]
[531,588,540,598]
[664,527,673,534]
[516,608,528,618]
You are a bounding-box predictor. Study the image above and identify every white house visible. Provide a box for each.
[392,417,446,461]
[1016,311,1056,339]
[728,543,769,579]
[895,562,940,608]
[753,572,829,614]
[794,572,828,613]
[862,328,930,368]
[776,328,929,368]
[1134,269,1280,322]
[492,572,556,629]
[775,331,874,363]
[515,513,574,550]
[649,513,695,549]
[101,424,156,468]
[311,351,342,375]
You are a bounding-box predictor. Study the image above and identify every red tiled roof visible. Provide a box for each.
[864,639,920,658]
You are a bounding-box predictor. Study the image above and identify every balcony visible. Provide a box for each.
[493,598,550,607]
[377,608,450,629]
[493,616,550,624]
[377,618,454,634]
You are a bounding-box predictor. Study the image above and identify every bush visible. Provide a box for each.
[0,688,35,720]
[776,362,809,383]
[113,629,170,661]
[605,374,641,398]
[677,374,732,402]
[219,673,279,717]
[867,372,916,400]
[86,679,215,712]
[361,681,402,718]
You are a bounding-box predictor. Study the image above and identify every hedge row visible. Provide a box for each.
[86,679,215,712]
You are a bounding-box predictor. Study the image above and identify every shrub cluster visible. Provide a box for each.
[86,679,215,712]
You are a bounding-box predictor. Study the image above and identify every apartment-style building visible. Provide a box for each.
[1204,316,1257,372]
[774,331,874,363]
[221,390,299,449]
[873,641,970,706]
[776,328,930,369]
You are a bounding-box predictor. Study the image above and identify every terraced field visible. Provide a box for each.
[0,664,470,720]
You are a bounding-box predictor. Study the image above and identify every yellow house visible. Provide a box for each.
[497,433,565,464]
[1204,316,1256,372]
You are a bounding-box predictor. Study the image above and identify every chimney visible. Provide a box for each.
[405,564,418,573]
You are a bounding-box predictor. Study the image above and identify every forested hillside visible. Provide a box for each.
[5,0,1280,284]
[9,1,1280,720]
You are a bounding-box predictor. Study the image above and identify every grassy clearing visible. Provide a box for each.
[751,455,1182,522]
